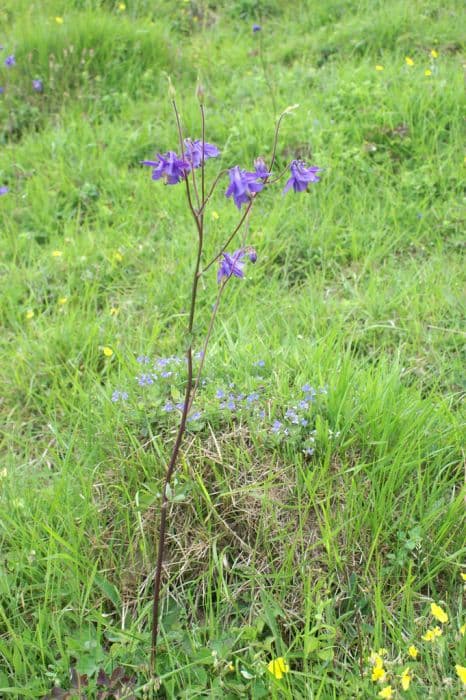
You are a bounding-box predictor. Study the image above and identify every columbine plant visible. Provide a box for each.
[142,92,320,672]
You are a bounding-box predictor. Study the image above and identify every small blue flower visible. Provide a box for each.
[298,400,309,410]
[258,409,265,419]
[111,390,128,402]
[300,418,309,427]
[215,389,225,399]
[5,55,15,68]
[137,355,150,364]
[252,24,261,32]
[0,186,8,195]
[246,392,259,404]
[32,79,43,92]
[156,358,170,367]
[253,360,265,367]
[137,374,154,386]
[187,411,202,422]
[303,447,314,456]
[271,420,282,433]
[161,371,173,378]
[163,401,174,412]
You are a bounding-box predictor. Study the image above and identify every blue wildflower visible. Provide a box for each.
[137,374,154,386]
[254,157,270,180]
[111,390,128,402]
[246,392,260,404]
[137,355,150,364]
[142,151,190,185]
[217,249,246,283]
[252,24,261,32]
[187,411,202,422]
[254,360,265,367]
[0,186,8,196]
[184,139,220,168]
[283,160,321,194]
[160,370,173,378]
[225,166,264,209]
[298,400,309,410]
[271,420,282,433]
[303,447,314,456]
[163,401,174,412]
[32,79,43,92]
[5,55,15,67]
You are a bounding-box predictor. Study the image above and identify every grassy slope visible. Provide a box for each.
[0,0,465,697]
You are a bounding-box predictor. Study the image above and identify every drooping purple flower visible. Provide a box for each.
[283,160,321,194]
[252,24,261,32]
[5,55,15,67]
[217,249,246,283]
[0,186,8,196]
[184,139,220,168]
[254,157,270,180]
[32,79,43,92]
[142,151,190,185]
[225,166,264,209]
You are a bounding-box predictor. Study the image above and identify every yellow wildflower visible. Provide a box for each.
[431,49,438,58]
[378,686,393,699]
[431,603,448,624]
[408,645,418,659]
[372,665,387,683]
[117,2,126,10]
[421,626,442,642]
[211,211,219,220]
[110,307,120,316]
[460,573,466,581]
[424,69,432,76]
[456,665,466,685]
[378,648,388,657]
[0,468,8,479]
[400,667,412,691]
[227,662,234,672]
[375,65,384,71]
[460,623,466,636]
[113,251,123,262]
[26,310,35,319]
[103,346,113,357]
[51,250,63,257]
[405,56,414,66]
[55,16,63,24]
[267,657,289,680]
[58,297,68,305]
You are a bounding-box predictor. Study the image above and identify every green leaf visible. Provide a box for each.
[95,573,121,608]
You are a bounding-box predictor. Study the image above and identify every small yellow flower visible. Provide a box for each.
[51,250,63,257]
[267,657,289,680]
[117,1,126,10]
[55,16,63,24]
[431,603,448,624]
[110,307,120,316]
[424,69,432,76]
[405,56,414,66]
[211,210,219,220]
[460,623,466,636]
[0,468,8,479]
[369,651,384,666]
[375,65,384,71]
[408,645,418,659]
[378,686,393,699]
[113,251,123,262]
[400,667,412,691]
[26,310,35,320]
[456,665,466,685]
[58,297,68,305]
[378,648,388,657]
[431,49,439,58]
[227,662,234,672]
[103,346,113,357]
[460,573,466,581]
[372,665,387,683]
[421,626,442,642]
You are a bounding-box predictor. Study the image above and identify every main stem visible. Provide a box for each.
[150,101,204,674]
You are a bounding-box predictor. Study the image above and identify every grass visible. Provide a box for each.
[0,0,465,697]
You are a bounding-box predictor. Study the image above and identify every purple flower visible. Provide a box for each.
[32,79,43,92]
[215,389,225,399]
[225,166,264,209]
[160,370,173,378]
[0,87,4,95]
[187,411,202,422]
[142,151,190,185]
[298,400,309,410]
[0,186,8,196]
[283,160,321,194]
[254,157,270,180]
[253,24,261,32]
[246,392,259,404]
[163,401,174,412]
[271,420,282,434]
[5,55,15,67]
[217,249,246,283]
[111,390,128,402]
[253,360,265,367]
[184,139,220,168]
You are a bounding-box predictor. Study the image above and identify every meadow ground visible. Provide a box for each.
[0,1,465,697]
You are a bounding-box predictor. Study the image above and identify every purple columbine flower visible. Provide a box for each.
[225,166,264,209]
[253,24,261,32]
[142,151,190,185]
[217,249,248,283]
[0,186,8,195]
[254,157,270,180]
[283,160,321,194]
[32,79,43,92]
[184,139,220,168]
[5,55,15,67]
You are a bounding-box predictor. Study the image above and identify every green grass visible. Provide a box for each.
[1,0,465,697]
